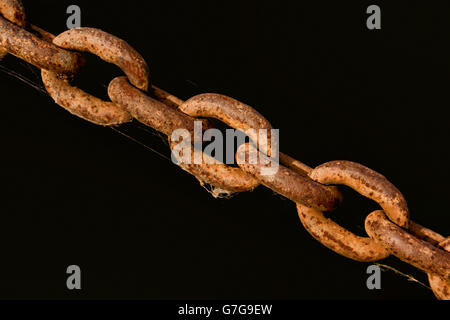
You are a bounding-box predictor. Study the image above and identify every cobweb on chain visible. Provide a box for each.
[0,62,434,292]
[0,62,235,199]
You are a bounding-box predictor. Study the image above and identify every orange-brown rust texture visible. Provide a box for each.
[179,93,274,155]
[0,0,26,59]
[237,143,342,212]
[52,28,149,91]
[170,93,277,193]
[291,161,411,261]
[179,93,272,133]
[279,152,312,177]
[310,161,410,228]
[365,211,450,281]
[108,77,259,193]
[42,28,150,126]
[108,77,196,136]
[409,221,446,246]
[29,23,55,43]
[42,70,132,126]
[428,238,450,300]
[0,0,25,26]
[0,44,5,59]
[150,85,184,109]
[170,139,260,193]
[297,205,390,262]
[0,16,82,74]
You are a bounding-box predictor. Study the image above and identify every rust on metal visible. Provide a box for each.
[279,152,312,177]
[171,139,260,194]
[0,16,82,74]
[310,161,410,228]
[179,93,274,155]
[42,28,150,126]
[297,205,390,262]
[150,85,184,109]
[439,238,450,250]
[109,76,258,193]
[365,211,450,281]
[108,76,196,136]
[179,93,272,132]
[0,45,6,60]
[0,0,25,60]
[292,160,411,261]
[42,70,132,126]
[52,28,150,91]
[0,0,25,26]
[428,238,450,300]
[175,93,276,193]
[409,221,446,246]
[28,23,55,43]
[0,0,447,299]
[237,143,342,211]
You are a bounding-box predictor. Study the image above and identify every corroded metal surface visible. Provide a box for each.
[176,93,276,192]
[1,0,448,299]
[293,160,410,262]
[409,221,446,246]
[29,23,55,43]
[170,138,260,194]
[179,93,272,134]
[278,152,312,177]
[108,76,196,135]
[42,70,132,126]
[150,85,184,110]
[310,161,410,228]
[0,0,25,27]
[52,28,150,91]
[428,238,450,300]
[297,205,390,262]
[0,0,25,60]
[366,211,450,280]
[179,93,274,155]
[0,16,82,74]
[42,28,150,126]
[109,76,259,193]
[237,143,342,212]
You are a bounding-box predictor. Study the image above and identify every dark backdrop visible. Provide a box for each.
[0,0,449,299]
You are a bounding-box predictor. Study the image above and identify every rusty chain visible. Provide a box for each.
[1,1,448,299]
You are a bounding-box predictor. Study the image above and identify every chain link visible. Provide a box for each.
[1,0,448,300]
[0,0,25,59]
[429,238,450,299]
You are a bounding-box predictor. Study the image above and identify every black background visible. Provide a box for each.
[0,0,449,300]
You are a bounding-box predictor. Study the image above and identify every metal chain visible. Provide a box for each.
[1,1,448,299]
